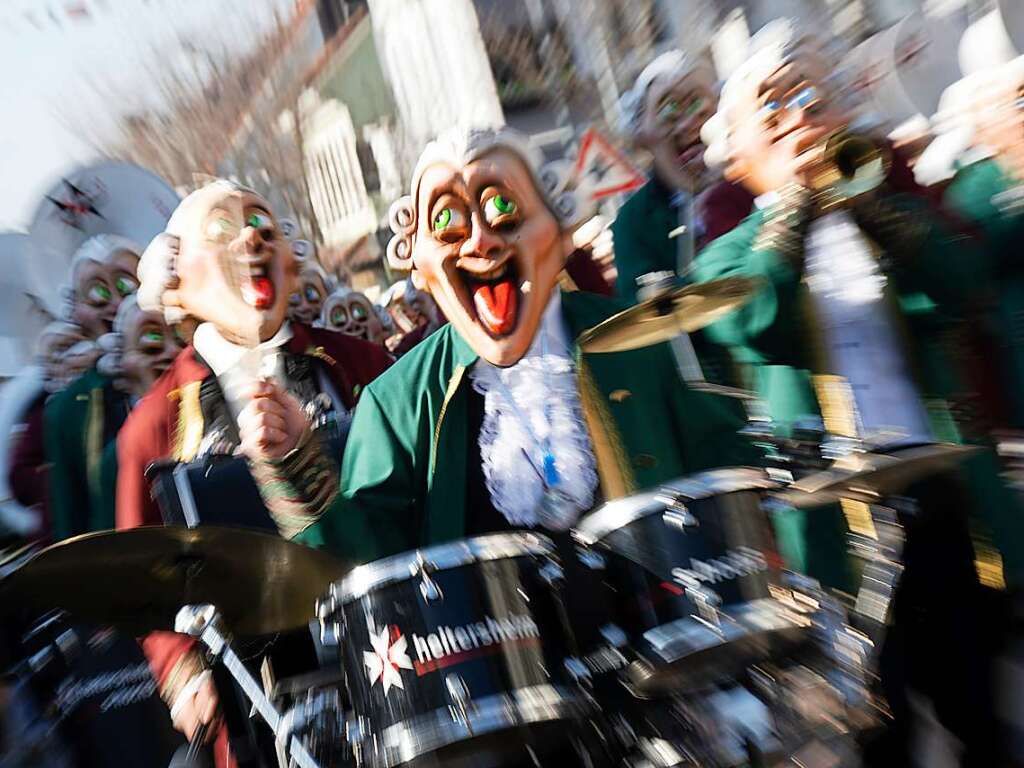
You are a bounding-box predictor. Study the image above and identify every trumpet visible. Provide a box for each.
[809,131,891,205]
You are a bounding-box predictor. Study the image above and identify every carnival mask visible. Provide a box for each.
[288,266,329,326]
[166,185,296,345]
[321,290,386,344]
[727,57,848,196]
[641,72,715,191]
[119,305,182,396]
[411,149,566,367]
[71,247,140,339]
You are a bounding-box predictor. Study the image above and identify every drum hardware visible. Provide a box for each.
[540,559,566,587]
[175,603,326,768]
[657,496,699,531]
[411,554,443,603]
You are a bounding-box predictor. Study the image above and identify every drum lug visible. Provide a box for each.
[539,561,565,587]
[445,673,472,723]
[564,656,592,685]
[576,547,606,570]
[659,499,698,531]
[419,572,443,602]
[315,594,337,620]
[412,553,444,602]
[319,619,342,647]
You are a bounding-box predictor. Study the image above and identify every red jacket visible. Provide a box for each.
[114,322,390,753]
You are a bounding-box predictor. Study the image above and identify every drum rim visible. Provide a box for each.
[330,531,556,603]
[349,683,586,768]
[572,467,779,546]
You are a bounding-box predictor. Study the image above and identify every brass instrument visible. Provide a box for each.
[810,131,891,206]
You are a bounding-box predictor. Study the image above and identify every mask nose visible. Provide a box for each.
[460,216,504,261]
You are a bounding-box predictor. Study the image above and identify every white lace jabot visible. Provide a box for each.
[468,291,598,530]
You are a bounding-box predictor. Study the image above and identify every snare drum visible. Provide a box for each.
[573,468,816,696]
[317,532,590,768]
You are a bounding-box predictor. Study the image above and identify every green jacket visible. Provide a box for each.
[44,368,125,540]
[300,290,758,564]
[694,201,1024,586]
[944,158,1024,429]
[612,178,680,299]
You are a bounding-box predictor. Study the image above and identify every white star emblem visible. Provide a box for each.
[364,625,413,694]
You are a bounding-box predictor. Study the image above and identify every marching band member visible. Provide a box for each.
[297,127,757,563]
[288,258,334,326]
[377,277,444,356]
[70,295,185,533]
[318,285,390,347]
[43,236,141,541]
[693,21,1006,763]
[4,322,85,538]
[115,179,390,760]
[613,50,754,300]
[942,58,1024,432]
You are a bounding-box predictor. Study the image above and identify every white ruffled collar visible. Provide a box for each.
[193,321,292,378]
[469,291,598,530]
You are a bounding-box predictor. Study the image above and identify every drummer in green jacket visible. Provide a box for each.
[299,127,759,564]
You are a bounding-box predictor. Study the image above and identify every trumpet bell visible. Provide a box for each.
[812,132,891,202]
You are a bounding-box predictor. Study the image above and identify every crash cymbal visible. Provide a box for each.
[776,443,981,509]
[578,277,762,354]
[1,526,353,636]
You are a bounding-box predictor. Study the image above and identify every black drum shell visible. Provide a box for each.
[576,482,809,695]
[322,542,581,766]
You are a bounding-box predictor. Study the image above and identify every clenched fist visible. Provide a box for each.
[170,671,220,743]
[237,379,308,461]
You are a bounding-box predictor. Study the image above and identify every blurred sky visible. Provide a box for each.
[0,0,292,231]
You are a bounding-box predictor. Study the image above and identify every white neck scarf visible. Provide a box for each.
[468,292,598,530]
[192,321,293,421]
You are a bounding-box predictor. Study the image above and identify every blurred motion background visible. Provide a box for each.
[0,0,989,320]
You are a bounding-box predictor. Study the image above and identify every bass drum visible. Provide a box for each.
[573,468,817,697]
[317,532,594,768]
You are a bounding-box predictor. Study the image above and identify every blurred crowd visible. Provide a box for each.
[8,2,1024,767]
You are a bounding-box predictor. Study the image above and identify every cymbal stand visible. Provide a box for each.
[175,605,323,768]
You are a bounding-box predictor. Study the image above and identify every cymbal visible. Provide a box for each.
[1,526,353,636]
[776,443,981,509]
[578,277,762,354]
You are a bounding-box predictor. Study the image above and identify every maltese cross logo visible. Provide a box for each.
[364,625,413,694]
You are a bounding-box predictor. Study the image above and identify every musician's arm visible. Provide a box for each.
[693,203,808,365]
[297,386,419,562]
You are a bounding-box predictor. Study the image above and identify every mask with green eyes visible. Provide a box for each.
[117,303,182,396]
[641,73,715,191]
[70,245,141,341]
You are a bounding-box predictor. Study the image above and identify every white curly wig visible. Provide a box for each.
[618,50,716,137]
[386,127,596,272]
[61,234,142,321]
[701,19,832,169]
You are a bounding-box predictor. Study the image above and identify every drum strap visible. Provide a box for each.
[576,351,636,500]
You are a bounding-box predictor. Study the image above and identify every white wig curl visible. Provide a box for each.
[387,127,595,272]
